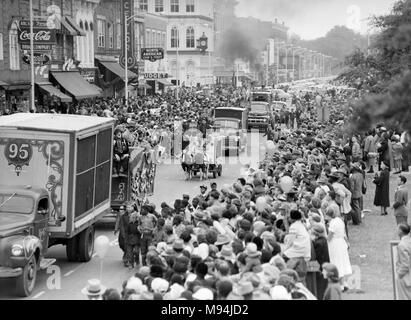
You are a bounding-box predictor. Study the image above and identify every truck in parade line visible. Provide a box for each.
[247,91,275,132]
[213,107,248,156]
[0,114,156,297]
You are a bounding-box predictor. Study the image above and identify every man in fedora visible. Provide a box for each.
[197,185,208,203]
[81,279,106,300]
[350,163,365,225]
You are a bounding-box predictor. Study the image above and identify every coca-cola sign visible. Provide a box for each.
[18,20,56,44]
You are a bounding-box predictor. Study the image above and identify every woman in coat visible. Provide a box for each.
[311,224,330,300]
[373,161,391,216]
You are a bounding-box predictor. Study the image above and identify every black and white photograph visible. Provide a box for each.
[0,0,410,304]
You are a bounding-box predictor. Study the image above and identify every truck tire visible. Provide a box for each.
[16,255,37,297]
[66,236,79,262]
[78,226,95,262]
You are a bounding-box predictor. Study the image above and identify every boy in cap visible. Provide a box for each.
[113,128,130,178]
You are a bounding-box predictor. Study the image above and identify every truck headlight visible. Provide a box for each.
[11,244,24,256]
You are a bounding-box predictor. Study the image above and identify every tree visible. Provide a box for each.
[341,0,411,138]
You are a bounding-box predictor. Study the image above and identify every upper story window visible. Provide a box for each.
[186,27,195,48]
[97,19,106,48]
[171,26,179,48]
[0,33,3,61]
[186,0,195,12]
[155,0,164,12]
[139,0,148,11]
[116,23,121,49]
[9,23,19,70]
[171,0,179,13]
[108,23,114,48]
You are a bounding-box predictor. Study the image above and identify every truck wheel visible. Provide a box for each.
[66,236,79,262]
[16,255,37,297]
[78,226,95,262]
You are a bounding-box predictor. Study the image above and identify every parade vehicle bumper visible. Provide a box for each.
[0,266,23,278]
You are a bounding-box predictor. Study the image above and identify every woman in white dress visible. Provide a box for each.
[325,207,352,291]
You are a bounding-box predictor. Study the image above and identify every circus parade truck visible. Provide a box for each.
[0,114,115,296]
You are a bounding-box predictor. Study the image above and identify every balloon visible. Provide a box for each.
[213,221,227,235]
[256,196,267,212]
[280,176,294,194]
[95,235,110,259]
[266,140,275,152]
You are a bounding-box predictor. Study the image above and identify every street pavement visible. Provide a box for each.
[0,133,266,300]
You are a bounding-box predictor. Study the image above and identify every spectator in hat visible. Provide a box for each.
[373,160,390,216]
[197,185,208,203]
[391,135,404,174]
[349,163,364,225]
[81,279,106,300]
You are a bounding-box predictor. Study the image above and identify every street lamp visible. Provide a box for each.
[29,0,35,112]
[124,12,140,109]
[275,40,286,85]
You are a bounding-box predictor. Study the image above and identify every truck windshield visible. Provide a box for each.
[251,104,268,113]
[0,194,34,214]
[215,120,238,130]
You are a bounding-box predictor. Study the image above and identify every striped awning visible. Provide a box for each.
[58,17,86,36]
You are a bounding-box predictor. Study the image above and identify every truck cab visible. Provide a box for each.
[0,186,56,296]
[213,107,248,156]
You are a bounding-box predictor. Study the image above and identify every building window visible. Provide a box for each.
[162,32,166,48]
[116,23,121,49]
[146,30,151,47]
[171,26,179,48]
[171,0,179,12]
[0,33,3,60]
[97,19,106,48]
[139,0,148,11]
[9,24,19,70]
[186,0,195,12]
[108,23,114,48]
[153,31,157,47]
[155,0,164,12]
[157,31,161,47]
[186,26,195,48]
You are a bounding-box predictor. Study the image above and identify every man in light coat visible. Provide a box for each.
[394,176,409,225]
[396,223,411,300]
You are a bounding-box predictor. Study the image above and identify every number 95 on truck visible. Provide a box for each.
[0,114,115,297]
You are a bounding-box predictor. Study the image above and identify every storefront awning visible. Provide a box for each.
[66,17,86,36]
[50,71,102,100]
[156,79,173,86]
[98,60,137,81]
[0,80,9,88]
[37,83,73,103]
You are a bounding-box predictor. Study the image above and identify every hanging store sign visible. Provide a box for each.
[119,0,136,69]
[144,73,168,79]
[18,20,56,45]
[141,48,164,62]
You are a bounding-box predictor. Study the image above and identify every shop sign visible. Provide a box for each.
[79,69,96,83]
[21,44,53,51]
[22,52,51,66]
[141,48,164,62]
[144,73,168,79]
[18,20,56,45]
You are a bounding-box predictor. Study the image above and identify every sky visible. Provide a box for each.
[235,0,397,40]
